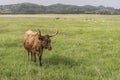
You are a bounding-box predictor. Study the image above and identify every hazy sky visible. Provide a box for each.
[0,0,120,9]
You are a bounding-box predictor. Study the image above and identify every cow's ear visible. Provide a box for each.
[39,36,44,40]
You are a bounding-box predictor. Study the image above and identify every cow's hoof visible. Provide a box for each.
[40,63,42,66]
[34,60,36,63]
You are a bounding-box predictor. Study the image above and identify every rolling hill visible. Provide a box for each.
[0,2,120,14]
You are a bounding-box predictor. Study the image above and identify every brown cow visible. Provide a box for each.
[24,29,58,66]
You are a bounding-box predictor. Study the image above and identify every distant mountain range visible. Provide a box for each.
[0,2,120,14]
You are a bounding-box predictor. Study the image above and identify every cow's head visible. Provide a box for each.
[38,30,58,51]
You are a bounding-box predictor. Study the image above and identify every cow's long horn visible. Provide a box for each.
[50,29,58,37]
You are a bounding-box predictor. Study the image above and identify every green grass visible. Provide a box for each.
[0,15,120,80]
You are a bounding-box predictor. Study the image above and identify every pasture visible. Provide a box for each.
[0,14,120,80]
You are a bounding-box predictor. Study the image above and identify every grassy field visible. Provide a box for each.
[0,14,120,80]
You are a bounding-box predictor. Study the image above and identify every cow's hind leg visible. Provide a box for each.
[39,55,42,66]
[28,51,30,61]
[31,52,34,61]
[33,53,36,63]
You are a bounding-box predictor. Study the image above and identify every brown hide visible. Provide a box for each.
[24,32,40,52]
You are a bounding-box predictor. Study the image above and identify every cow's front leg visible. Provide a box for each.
[39,48,43,66]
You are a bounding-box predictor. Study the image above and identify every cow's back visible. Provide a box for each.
[24,30,34,40]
